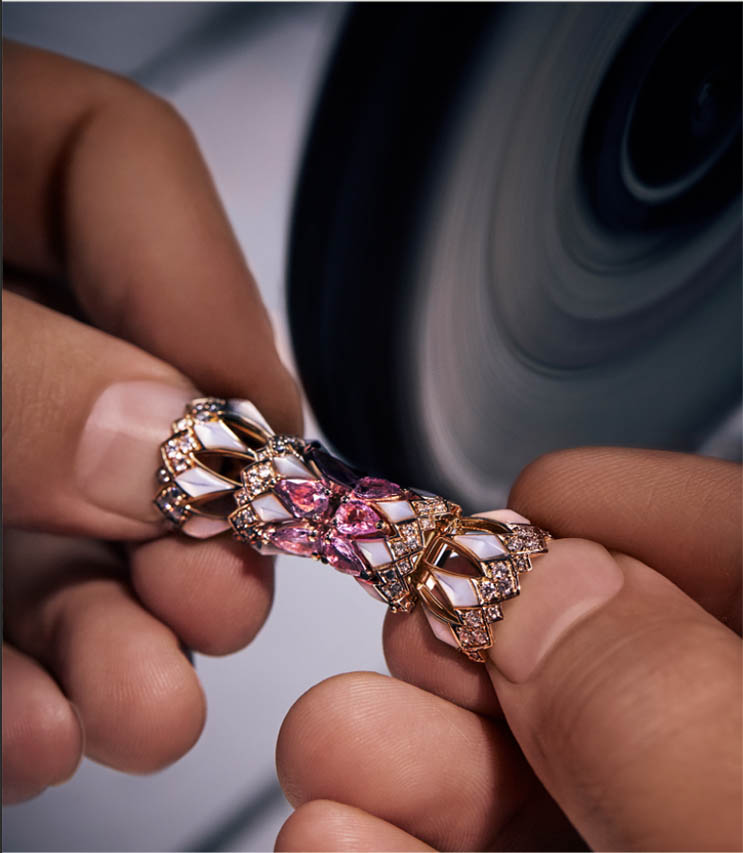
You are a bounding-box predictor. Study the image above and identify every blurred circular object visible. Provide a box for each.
[289,3,741,510]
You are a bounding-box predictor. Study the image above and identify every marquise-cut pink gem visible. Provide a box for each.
[274,479,330,518]
[353,476,402,500]
[322,535,364,576]
[268,524,316,556]
[334,500,383,537]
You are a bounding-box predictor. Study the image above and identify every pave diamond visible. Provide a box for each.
[399,521,422,551]
[483,604,503,623]
[377,568,405,602]
[230,507,258,540]
[460,609,484,628]
[155,484,188,522]
[163,432,199,474]
[485,560,520,599]
[234,488,252,506]
[189,398,226,421]
[476,578,499,604]
[456,626,489,647]
[506,525,546,553]
[389,538,409,558]
[395,557,414,575]
[512,553,532,573]
[242,462,275,496]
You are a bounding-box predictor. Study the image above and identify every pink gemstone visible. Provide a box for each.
[322,535,365,576]
[353,476,403,500]
[274,479,330,518]
[334,500,384,537]
[268,523,317,556]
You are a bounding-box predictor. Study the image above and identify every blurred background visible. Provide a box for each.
[2,2,741,851]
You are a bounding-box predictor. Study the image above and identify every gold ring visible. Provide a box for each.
[154,397,552,662]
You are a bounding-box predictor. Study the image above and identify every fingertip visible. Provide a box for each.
[383,608,500,717]
[276,800,434,852]
[2,645,84,803]
[131,535,274,656]
[83,633,207,773]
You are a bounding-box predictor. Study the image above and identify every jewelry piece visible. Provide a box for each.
[155,397,551,661]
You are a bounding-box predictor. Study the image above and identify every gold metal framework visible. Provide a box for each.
[154,397,552,661]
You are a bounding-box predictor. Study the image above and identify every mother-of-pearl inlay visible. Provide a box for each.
[175,465,236,498]
[192,418,248,454]
[453,532,506,561]
[273,454,315,479]
[354,539,393,567]
[251,493,295,522]
[377,500,416,523]
[431,569,479,607]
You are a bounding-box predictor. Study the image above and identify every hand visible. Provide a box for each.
[275,449,742,851]
[2,41,301,803]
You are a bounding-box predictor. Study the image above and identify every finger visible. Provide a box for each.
[129,535,273,656]
[3,41,300,432]
[276,800,434,852]
[383,606,500,717]
[509,448,742,629]
[382,510,529,717]
[2,643,84,803]
[276,672,534,851]
[3,531,206,772]
[2,290,195,537]
[484,537,742,852]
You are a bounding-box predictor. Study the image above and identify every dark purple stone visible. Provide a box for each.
[305,441,362,489]
[352,476,403,500]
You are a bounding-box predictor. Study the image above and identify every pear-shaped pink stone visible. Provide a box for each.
[274,478,330,518]
[334,500,383,537]
[268,524,316,556]
[322,535,364,576]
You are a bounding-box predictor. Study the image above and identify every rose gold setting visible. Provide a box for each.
[154,398,552,660]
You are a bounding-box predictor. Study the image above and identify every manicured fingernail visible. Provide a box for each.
[487,538,624,683]
[476,509,532,525]
[76,380,195,522]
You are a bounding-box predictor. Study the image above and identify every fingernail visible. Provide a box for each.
[476,508,532,525]
[76,380,195,523]
[487,538,624,683]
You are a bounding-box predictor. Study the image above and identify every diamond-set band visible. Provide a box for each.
[154,397,552,662]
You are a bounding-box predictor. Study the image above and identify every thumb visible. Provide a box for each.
[479,513,742,852]
[3,291,253,540]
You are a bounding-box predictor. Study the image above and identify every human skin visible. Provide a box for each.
[275,449,742,851]
[2,41,302,802]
